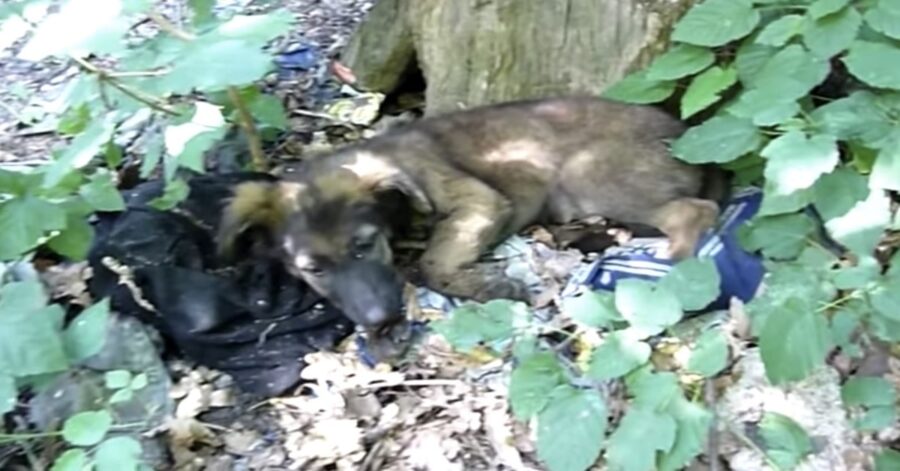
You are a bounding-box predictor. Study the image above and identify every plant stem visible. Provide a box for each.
[147,11,196,41]
[227,86,268,172]
[68,55,181,116]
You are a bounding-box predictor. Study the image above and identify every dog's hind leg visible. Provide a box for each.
[418,182,530,303]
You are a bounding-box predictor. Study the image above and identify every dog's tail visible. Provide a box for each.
[217,181,288,259]
[699,165,733,209]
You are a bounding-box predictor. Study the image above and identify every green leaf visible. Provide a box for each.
[509,352,566,419]
[687,329,729,377]
[157,39,275,94]
[57,104,92,136]
[0,279,48,314]
[247,93,288,130]
[104,370,133,390]
[875,449,900,471]
[761,131,839,195]
[843,41,900,90]
[629,372,682,411]
[605,407,677,471]
[212,10,295,47]
[726,90,801,126]
[0,373,15,414]
[47,214,94,261]
[864,0,900,40]
[810,91,896,145]
[738,213,816,259]
[735,41,778,84]
[615,279,683,337]
[759,412,813,470]
[586,331,651,380]
[50,449,88,471]
[18,0,131,61]
[680,66,738,119]
[432,300,525,352]
[0,196,68,260]
[658,397,713,471]
[536,386,607,471]
[759,297,831,384]
[812,167,870,221]
[746,45,830,100]
[671,116,763,164]
[659,258,721,311]
[109,387,134,404]
[80,172,125,212]
[130,373,148,390]
[148,178,190,210]
[825,191,891,257]
[95,436,142,471]
[645,45,715,81]
[44,112,120,188]
[809,0,848,19]
[756,14,806,47]
[189,0,215,26]
[672,0,760,47]
[842,376,896,407]
[601,70,676,104]
[62,410,113,446]
[830,308,862,357]
[562,289,621,329]
[0,304,70,377]
[758,183,813,216]
[163,102,226,173]
[63,298,110,363]
[856,405,897,430]
[870,145,900,192]
[802,6,862,58]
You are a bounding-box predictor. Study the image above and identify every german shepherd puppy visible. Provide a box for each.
[217,96,727,349]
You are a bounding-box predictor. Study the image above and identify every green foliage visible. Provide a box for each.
[842,376,898,430]
[586,331,650,380]
[686,329,729,377]
[614,279,684,337]
[659,258,721,311]
[759,412,813,470]
[561,289,621,329]
[536,386,607,471]
[62,410,113,446]
[431,300,526,353]
[509,352,566,419]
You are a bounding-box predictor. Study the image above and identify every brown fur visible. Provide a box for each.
[218,96,727,333]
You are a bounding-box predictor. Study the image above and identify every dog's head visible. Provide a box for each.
[218,156,431,336]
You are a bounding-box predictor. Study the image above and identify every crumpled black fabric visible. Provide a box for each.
[86,172,354,397]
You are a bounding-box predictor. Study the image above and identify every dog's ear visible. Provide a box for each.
[371,172,433,214]
[217,181,304,259]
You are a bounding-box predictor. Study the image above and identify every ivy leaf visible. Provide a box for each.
[864,1,900,40]
[80,172,125,212]
[747,45,830,100]
[163,102,226,173]
[62,410,113,446]
[615,279,683,337]
[509,352,566,419]
[808,0,848,19]
[735,41,777,84]
[738,213,816,260]
[630,372,681,411]
[47,214,94,261]
[672,0,760,47]
[148,178,190,211]
[95,436,142,471]
[645,45,715,81]
[855,405,898,430]
[812,167,870,221]
[659,258,721,311]
[536,386,607,471]
[104,370,132,390]
[802,6,862,59]
[726,90,801,126]
[825,191,891,257]
[44,112,120,188]
[158,39,274,94]
[671,116,763,164]
[658,397,713,471]
[57,104,91,136]
[759,412,813,470]
[843,41,900,90]
[759,297,831,384]
[601,71,676,104]
[810,91,895,145]
[830,307,863,357]
[687,329,729,377]
[432,300,525,352]
[189,0,215,26]
[0,303,70,377]
[756,14,805,47]
[248,93,288,130]
[0,196,67,260]
[562,289,621,329]
[0,374,15,414]
[586,331,651,380]
[18,0,129,61]
[130,373,148,390]
[761,131,839,195]
[870,146,900,192]
[758,183,813,216]
[680,66,738,119]
[842,376,897,407]
[109,387,135,404]
[605,407,677,471]
[50,449,88,471]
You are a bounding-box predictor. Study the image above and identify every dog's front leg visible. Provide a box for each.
[418,186,529,303]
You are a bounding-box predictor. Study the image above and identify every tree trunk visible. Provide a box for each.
[339,0,696,115]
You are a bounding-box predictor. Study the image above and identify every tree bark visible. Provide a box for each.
[340,0,696,115]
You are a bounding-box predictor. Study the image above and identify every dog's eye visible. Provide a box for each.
[302,265,324,276]
[352,239,375,258]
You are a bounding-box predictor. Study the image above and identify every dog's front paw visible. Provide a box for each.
[475,278,531,303]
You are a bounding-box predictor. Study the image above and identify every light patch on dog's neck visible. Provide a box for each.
[340,150,397,186]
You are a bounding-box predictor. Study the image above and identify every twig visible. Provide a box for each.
[727,422,784,471]
[227,86,268,172]
[69,55,181,116]
[358,379,464,390]
[147,11,196,41]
